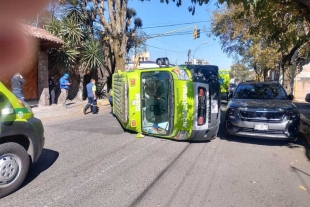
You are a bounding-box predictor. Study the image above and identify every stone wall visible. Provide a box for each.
[295,78,310,99]
[295,64,310,100]
[38,51,49,106]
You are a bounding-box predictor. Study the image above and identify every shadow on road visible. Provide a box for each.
[290,166,310,195]
[21,148,59,188]
[66,102,76,106]
[128,143,192,207]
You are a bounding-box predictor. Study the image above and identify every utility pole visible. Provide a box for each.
[187,49,191,64]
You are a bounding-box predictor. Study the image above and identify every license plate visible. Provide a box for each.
[211,100,218,114]
[254,124,268,131]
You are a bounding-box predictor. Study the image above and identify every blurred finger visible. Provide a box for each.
[0,0,49,78]
[0,0,49,20]
[0,23,37,79]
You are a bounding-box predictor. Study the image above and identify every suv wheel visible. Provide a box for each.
[0,142,30,198]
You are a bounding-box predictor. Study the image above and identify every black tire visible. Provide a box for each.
[288,137,298,143]
[224,127,230,138]
[0,142,30,198]
[224,124,234,139]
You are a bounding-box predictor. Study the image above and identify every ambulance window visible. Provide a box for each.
[0,92,4,103]
[0,92,11,107]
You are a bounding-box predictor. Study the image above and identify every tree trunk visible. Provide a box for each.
[107,76,112,93]
[115,55,125,72]
[279,61,285,85]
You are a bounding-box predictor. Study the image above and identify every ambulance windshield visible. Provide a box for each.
[141,71,173,135]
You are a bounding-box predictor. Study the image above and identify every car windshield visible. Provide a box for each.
[233,83,288,100]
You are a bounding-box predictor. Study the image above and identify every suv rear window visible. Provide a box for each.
[234,83,287,100]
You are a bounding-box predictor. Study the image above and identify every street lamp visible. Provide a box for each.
[193,42,208,64]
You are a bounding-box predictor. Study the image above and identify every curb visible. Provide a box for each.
[300,116,310,146]
[31,99,110,117]
[300,114,310,126]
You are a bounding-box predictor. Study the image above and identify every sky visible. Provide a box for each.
[127,0,235,70]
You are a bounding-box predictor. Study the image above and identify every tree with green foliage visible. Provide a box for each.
[230,63,252,82]
[44,0,147,94]
[212,4,277,81]
[219,0,310,23]
[44,0,105,100]
[212,2,309,86]
[81,0,143,89]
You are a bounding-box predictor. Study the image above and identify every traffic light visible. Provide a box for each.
[193,28,197,39]
[196,29,200,38]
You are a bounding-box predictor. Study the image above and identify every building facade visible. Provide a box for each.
[294,63,310,100]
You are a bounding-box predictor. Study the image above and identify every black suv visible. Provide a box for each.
[225,82,300,141]
[306,93,310,102]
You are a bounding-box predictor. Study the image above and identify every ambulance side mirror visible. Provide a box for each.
[141,99,145,107]
[228,93,233,99]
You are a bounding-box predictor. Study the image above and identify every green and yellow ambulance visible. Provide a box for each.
[112,60,221,141]
[219,69,230,100]
[0,82,44,198]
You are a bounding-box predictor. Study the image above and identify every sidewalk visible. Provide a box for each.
[30,99,110,119]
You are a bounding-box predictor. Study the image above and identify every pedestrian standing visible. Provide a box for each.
[83,79,97,114]
[108,89,114,115]
[48,75,57,105]
[83,70,91,100]
[11,72,26,101]
[59,73,71,108]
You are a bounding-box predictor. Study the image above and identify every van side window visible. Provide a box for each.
[0,92,10,107]
[0,92,4,103]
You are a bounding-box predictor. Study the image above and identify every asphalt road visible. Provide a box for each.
[1,106,310,207]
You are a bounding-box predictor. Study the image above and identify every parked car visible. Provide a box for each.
[225,81,300,142]
[227,83,237,101]
[0,82,45,198]
[306,93,310,102]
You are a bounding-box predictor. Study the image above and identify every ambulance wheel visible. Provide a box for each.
[0,142,30,198]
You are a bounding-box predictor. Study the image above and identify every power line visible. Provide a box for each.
[145,42,218,55]
[146,30,212,37]
[142,20,212,29]
[146,44,187,54]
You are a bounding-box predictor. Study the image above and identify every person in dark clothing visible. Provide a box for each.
[83,79,97,114]
[59,73,71,108]
[11,72,25,101]
[48,75,57,105]
[83,70,91,100]
[108,89,114,115]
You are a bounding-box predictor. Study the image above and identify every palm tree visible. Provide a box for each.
[45,18,82,72]
[81,39,103,70]
[45,1,104,100]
